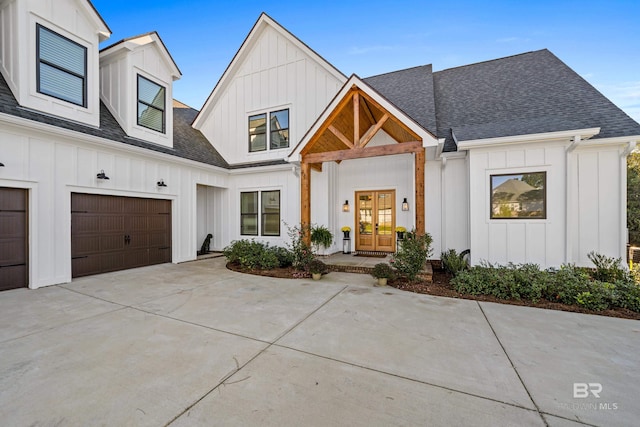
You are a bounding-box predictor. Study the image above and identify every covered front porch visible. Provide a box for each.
[288,75,438,254]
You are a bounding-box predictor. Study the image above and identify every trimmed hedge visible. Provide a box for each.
[451,261,640,312]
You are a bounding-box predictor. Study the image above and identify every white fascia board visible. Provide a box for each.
[0,112,228,174]
[193,13,346,129]
[578,135,640,149]
[99,33,181,79]
[457,128,601,150]
[228,163,294,175]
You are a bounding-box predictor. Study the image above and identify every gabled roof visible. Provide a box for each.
[85,0,112,42]
[432,49,640,145]
[100,32,182,79]
[0,73,226,168]
[192,12,346,128]
[289,74,438,161]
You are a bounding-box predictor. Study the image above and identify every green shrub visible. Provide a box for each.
[612,280,640,311]
[311,225,333,253]
[286,223,315,271]
[391,231,433,281]
[270,246,294,268]
[222,239,279,270]
[574,281,615,311]
[587,251,627,282]
[451,262,545,302]
[441,249,469,276]
[370,263,395,279]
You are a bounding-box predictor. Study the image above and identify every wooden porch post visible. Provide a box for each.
[300,161,311,245]
[415,149,425,236]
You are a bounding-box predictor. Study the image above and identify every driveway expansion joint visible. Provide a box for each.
[477,301,549,427]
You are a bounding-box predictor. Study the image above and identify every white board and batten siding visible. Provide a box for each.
[0,118,228,289]
[196,24,345,165]
[468,140,626,268]
[426,155,470,258]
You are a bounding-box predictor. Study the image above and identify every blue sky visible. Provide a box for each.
[92,0,640,123]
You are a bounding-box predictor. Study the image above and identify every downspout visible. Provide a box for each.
[441,155,447,254]
[565,135,583,264]
[621,141,637,263]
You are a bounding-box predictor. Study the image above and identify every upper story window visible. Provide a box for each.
[137,75,166,133]
[490,172,546,219]
[36,24,87,107]
[248,109,289,152]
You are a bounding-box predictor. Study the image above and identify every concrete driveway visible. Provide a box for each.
[0,257,638,426]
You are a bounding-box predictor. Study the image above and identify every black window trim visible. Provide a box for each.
[240,190,281,237]
[489,171,547,220]
[240,191,259,236]
[248,108,289,153]
[36,23,88,108]
[136,74,166,134]
[261,190,281,237]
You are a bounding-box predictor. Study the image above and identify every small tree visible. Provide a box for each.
[391,230,433,281]
[286,223,314,271]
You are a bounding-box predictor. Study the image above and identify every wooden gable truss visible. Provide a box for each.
[299,84,426,240]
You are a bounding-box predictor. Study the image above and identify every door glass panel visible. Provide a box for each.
[358,194,372,235]
[377,193,392,235]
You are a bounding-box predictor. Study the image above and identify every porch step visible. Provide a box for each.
[327,261,433,283]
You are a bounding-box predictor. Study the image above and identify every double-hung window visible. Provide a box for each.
[240,190,280,236]
[249,109,289,152]
[137,75,166,133]
[36,24,87,107]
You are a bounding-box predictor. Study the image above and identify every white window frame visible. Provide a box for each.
[136,74,166,134]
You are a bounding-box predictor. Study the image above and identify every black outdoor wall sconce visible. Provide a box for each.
[96,170,109,180]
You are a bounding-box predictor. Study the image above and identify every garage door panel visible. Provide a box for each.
[0,188,26,211]
[98,196,123,213]
[123,198,148,214]
[0,239,26,265]
[99,215,125,233]
[150,247,171,265]
[123,249,150,269]
[0,265,27,291]
[126,216,148,232]
[128,233,149,249]
[0,212,25,237]
[149,231,170,247]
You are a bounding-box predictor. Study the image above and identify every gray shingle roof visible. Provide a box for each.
[364,65,437,135]
[0,73,227,168]
[366,49,640,151]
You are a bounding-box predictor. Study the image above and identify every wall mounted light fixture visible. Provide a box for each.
[402,198,409,211]
[157,179,167,187]
[96,170,109,180]
[0,162,4,167]
[342,200,350,212]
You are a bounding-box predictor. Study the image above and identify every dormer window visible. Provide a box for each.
[137,75,166,133]
[36,24,87,107]
[248,108,289,152]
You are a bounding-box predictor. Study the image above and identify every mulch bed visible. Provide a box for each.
[226,262,640,320]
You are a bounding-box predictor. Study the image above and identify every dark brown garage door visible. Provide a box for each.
[71,193,171,278]
[0,188,28,291]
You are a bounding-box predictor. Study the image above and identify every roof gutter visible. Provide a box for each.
[457,128,601,150]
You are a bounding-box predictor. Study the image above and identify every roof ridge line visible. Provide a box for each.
[434,49,549,74]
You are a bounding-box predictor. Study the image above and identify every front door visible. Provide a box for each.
[355,190,395,252]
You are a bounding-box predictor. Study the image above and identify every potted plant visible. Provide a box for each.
[341,226,351,239]
[308,259,328,280]
[311,225,333,255]
[370,263,395,286]
[396,226,407,240]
